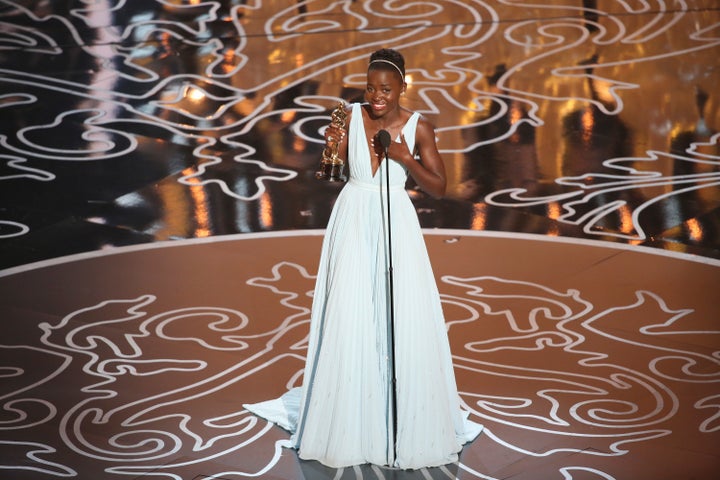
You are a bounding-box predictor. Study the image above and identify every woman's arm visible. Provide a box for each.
[323,106,351,161]
[388,117,446,198]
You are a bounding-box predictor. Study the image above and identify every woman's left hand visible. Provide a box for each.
[386,133,413,166]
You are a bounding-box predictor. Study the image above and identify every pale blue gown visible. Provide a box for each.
[243,103,482,469]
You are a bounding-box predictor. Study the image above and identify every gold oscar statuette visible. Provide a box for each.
[315,102,348,182]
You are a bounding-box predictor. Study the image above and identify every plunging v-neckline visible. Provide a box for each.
[370,138,385,179]
[363,113,412,179]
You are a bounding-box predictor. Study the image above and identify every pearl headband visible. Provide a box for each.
[369,59,405,82]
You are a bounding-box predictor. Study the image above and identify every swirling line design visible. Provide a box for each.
[0,220,30,238]
[1,0,717,232]
[2,260,717,478]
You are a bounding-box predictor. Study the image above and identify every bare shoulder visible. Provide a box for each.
[414,111,436,128]
[414,114,438,141]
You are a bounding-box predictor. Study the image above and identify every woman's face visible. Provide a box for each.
[364,68,405,118]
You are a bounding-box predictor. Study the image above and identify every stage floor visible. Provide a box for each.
[1,1,719,479]
[2,231,719,479]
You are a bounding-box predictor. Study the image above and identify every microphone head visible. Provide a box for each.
[378,129,391,148]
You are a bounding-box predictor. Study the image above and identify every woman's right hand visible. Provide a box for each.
[324,122,346,146]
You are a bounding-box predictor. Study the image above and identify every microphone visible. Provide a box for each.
[378,129,391,149]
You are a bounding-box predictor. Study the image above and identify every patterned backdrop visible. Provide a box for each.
[1,1,719,479]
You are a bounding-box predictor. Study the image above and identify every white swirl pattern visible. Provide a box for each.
[1,257,719,478]
[0,0,717,249]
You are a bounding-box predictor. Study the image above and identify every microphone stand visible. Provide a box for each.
[378,130,397,466]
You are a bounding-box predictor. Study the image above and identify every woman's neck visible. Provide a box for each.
[364,104,403,129]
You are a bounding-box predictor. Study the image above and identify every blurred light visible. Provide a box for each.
[509,102,522,125]
[116,192,145,207]
[293,135,306,153]
[154,174,193,240]
[269,48,283,65]
[685,218,704,242]
[560,99,581,118]
[182,167,211,237]
[281,110,297,123]
[294,53,305,68]
[547,201,561,220]
[222,49,237,70]
[581,106,594,144]
[471,203,486,230]
[509,102,523,142]
[618,203,633,235]
[594,80,617,106]
[259,192,274,229]
[185,85,206,102]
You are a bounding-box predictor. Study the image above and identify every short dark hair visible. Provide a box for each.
[368,48,405,79]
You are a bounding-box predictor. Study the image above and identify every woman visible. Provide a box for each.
[244,48,481,469]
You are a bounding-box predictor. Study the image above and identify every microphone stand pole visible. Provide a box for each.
[381,137,398,466]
